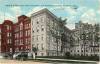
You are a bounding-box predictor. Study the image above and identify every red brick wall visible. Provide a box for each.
[0,15,31,55]
[1,20,14,54]
[14,15,31,53]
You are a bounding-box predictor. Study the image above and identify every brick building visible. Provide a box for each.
[70,21,100,56]
[1,20,14,56]
[0,15,31,57]
[31,8,70,56]
[0,9,99,58]
[14,15,31,53]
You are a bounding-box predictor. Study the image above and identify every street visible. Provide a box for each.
[0,58,97,64]
[0,59,50,64]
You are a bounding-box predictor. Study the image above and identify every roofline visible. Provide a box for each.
[31,8,59,21]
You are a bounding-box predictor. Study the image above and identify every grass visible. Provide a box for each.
[28,58,96,64]
[36,56,99,61]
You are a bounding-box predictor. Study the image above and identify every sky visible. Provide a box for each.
[0,0,100,29]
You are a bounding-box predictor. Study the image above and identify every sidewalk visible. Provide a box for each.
[0,58,50,64]
[37,58,98,63]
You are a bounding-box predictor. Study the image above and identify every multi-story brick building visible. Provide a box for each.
[14,15,31,53]
[1,20,14,56]
[0,15,31,57]
[0,9,71,57]
[70,21,100,56]
[0,8,99,58]
[31,8,70,56]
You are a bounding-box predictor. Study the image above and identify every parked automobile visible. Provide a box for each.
[13,52,21,59]
[0,55,4,59]
[13,52,28,60]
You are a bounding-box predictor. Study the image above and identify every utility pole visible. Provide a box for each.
[56,35,60,56]
[82,33,86,56]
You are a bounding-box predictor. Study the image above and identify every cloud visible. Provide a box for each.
[10,6,22,17]
[82,9,96,17]
[49,6,88,29]
[81,9,97,24]
[97,10,100,13]
[0,12,4,23]
[99,0,100,2]
[0,11,15,23]
[64,7,77,16]
[50,6,77,16]
[66,23,75,30]
[26,7,46,16]
[5,13,15,21]
[63,7,87,29]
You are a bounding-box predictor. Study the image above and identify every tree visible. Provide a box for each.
[32,47,38,59]
[59,17,67,26]
[59,17,67,53]
[65,52,70,58]
[58,17,67,35]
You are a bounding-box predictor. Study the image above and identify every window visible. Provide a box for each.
[9,39,11,44]
[37,29,39,32]
[15,40,16,45]
[37,21,39,24]
[42,28,44,31]
[15,26,19,32]
[21,47,23,50]
[41,34,44,40]
[32,36,34,41]
[26,46,27,49]
[37,35,39,41]
[15,40,18,45]
[16,34,19,38]
[26,39,27,44]
[9,26,11,30]
[86,50,88,52]
[29,24,30,27]
[20,40,21,45]
[21,39,23,44]
[7,39,9,43]
[71,50,72,52]
[32,21,34,25]
[20,31,23,37]
[41,25,44,31]
[20,23,23,30]
[41,17,44,22]
[28,30,30,36]
[41,44,44,50]
[27,38,29,44]
[16,48,19,52]
[20,39,23,45]
[37,44,39,49]
[6,25,9,30]
[9,33,11,37]
[28,38,31,44]
[33,30,34,33]
[32,44,34,47]
[7,33,9,37]
[25,31,27,36]
[41,53,44,56]
[10,48,12,52]
[27,24,28,29]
